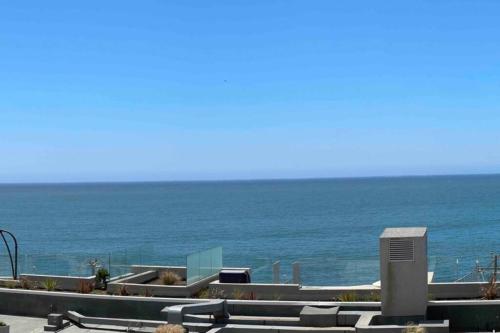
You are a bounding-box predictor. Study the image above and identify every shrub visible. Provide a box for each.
[365,291,380,301]
[42,279,57,291]
[232,289,251,300]
[77,280,94,294]
[337,292,358,302]
[209,287,226,299]
[195,287,226,299]
[195,287,209,299]
[0,321,6,326]
[20,277,33,290]
[161,271,182,285]
[4,280,17,289]
[96,268,110,283]
[155,324,185,333]
[481,275,497,300]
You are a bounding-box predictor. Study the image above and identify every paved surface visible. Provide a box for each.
[0,314,153,332]
[0,314,46,333]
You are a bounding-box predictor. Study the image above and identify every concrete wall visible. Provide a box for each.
[428,299,500,331]
[108,272,218,297]
[211,280,497,302]
[429,282,494,300]
[4,274,492,301]
[210,282,379,301]
[1,288,499,331]
[0,288,343,319]
[131,265,187,280]
[19,274,95,292]
[112,270,158,284]
[0,288,196,319]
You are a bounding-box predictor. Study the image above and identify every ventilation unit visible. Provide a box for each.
[380,227,428,317]
[389,238,414,262]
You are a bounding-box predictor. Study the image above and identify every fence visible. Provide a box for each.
[1,249,496,285]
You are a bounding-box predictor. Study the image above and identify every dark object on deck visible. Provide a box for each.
[219,269,251,283]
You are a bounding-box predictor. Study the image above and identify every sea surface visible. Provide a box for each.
[0,175,499,285]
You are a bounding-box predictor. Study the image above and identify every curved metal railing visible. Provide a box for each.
[0,229,18,279]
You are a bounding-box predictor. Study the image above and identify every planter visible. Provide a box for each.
[0,325,9,333]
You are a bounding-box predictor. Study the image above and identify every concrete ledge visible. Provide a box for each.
[108,271,218,297]
[210,281,379,301]
[208,324,355,333]
[354,312,449,333]
[67,310,214,332]
[0,288,204,320]
[67,310,167,328]
[19,274,95,291]
[131,265,187,279]
[429,282,494,299]
[300,306,339,327]
[111,270,158,284]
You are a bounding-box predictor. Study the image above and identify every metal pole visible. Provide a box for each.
[0,230,18,279]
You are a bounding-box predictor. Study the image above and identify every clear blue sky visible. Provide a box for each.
[1,1,500,182]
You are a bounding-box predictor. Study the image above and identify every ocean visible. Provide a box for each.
[0,175,499,285]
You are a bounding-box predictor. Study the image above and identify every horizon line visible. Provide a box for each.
[0,171,499,186]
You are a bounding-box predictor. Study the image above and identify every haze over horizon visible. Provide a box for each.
[2,1,500,183]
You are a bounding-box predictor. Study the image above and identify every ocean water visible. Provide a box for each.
[0,175,499,285]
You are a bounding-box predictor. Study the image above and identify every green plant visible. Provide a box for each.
[42,278,57,291]
[161,271,182,285]
[96,268,110,282]
[155,324,186,333]
[95,267,110,289]
[77,280,94,294]
[337,292,358,302]
[0,321,6,326]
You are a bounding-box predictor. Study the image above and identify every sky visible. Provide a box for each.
[1,1,500,182]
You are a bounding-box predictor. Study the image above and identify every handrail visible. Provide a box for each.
[0,229,18,279]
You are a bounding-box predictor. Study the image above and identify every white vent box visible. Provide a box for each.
[380,227,428,317]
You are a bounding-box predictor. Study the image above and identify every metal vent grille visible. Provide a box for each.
[389,239,414,262]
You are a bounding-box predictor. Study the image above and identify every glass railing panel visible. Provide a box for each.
[186,247,223,285]
[186,251,201,285]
